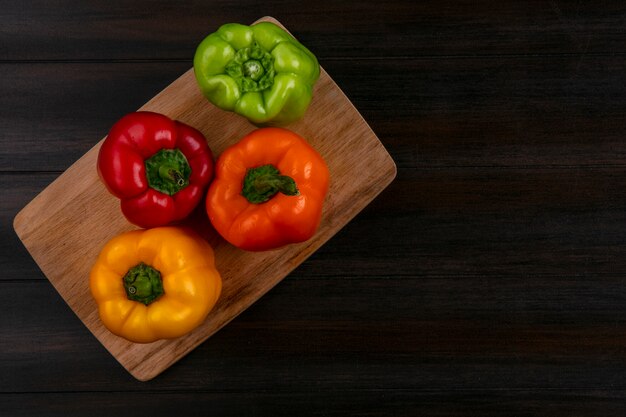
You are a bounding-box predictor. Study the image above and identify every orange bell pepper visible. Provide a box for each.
[206,127,330,251]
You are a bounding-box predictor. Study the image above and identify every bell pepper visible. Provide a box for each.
[97,111,214,228]
[89,227,222,343]
[206,127,329,251]
[193,22,320,126]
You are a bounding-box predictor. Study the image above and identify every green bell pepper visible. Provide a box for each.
[193,22,320,126]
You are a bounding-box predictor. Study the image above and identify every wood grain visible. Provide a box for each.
[3,0,625,61]
[4,390,626,417]
[12,17,396,381]
[4,276,626,393]
[7,166,626,282]
[4,55,626,172]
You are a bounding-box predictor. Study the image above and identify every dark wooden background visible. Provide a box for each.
[2,1,626,415]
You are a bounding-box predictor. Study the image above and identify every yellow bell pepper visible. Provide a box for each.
[89,227,222,343]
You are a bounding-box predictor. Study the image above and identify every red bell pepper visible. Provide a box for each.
[97,111,214,228]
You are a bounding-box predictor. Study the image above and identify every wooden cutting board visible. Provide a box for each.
[13,16,396,381]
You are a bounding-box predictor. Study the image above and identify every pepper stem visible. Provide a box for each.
[224,43,275,93]
[243,60,264,80]
[242,164,299,204]
[145,148,191,195]
[158,165,185,187]
[123,263,164,306]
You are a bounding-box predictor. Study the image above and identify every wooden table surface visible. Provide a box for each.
[2,1,626,415]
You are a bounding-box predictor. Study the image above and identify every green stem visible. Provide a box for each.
[122,263,164,306]
[158,165,185,187]
[243,60,264,80]
[242,164,299,204]
[145,148,191,195]
[224,43,275,93]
